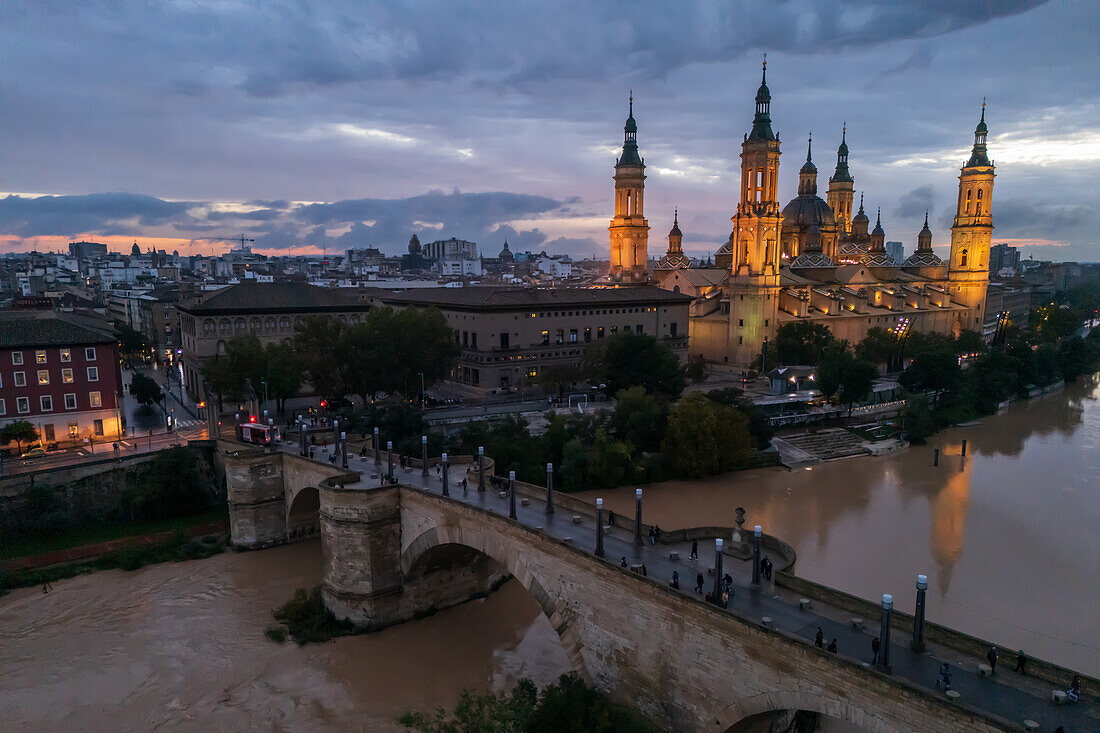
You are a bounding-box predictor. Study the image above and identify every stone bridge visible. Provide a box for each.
[222,444,1094,733]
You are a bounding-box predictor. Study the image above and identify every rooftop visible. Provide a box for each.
[380,286,693,310]
[178,282,365,314]
[0,311,116,348]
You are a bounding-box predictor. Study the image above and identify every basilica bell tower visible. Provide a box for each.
[608,95,649,283]
[948,103,995,329]
[726,58,782,366]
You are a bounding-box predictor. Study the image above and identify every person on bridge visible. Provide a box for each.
[986,646,998,675]
[669,571,679,590]
[937,663,952,691]
[695,572,704,594]
[815,627,824,648]
[607,510,615,527]
[827,638,837,654]
[648,528,655,545]
[1066,674,1081,703]
[620,557,628,568]
[690,539,698,560]
[641,564,647,577]
[871,636,881,665]
[1014,650,1028,675]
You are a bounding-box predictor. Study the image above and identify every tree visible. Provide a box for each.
[685,354,707,383]
[661,393,753,479]
[855,327,896,367]
[536,363,582,401]
[838,360,878,415]
[771,320,835,366]
[1,420,39,453]
[129,373,163,410]
[954,329,987,357]
[815,341,852,400]
[294,316,354,402]
[1031,304,1079,344]
[116,324,150,364]
[899,344,961,400]
[123,446,211,520]
[263,342,301,414]
[584,333,684,397]
[612,387,668,453]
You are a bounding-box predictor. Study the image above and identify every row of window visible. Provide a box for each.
[10,347,96,365]
[35,420,106,441]
[3,367,99,387]
[541,324,649,345]
[0,391,102,415]
[526,307,658,319]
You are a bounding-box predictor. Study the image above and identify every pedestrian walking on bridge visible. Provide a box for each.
[987,646,998,675]
[690,539,698,560]
[871,636,880,665]
[815,627,824,648]
[695,572,704,594]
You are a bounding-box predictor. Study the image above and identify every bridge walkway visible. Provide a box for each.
[306,446,1097,732]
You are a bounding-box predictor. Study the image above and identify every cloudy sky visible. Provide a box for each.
[1,1,1097,262]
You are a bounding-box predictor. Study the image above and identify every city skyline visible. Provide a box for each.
[2,1,1097,261]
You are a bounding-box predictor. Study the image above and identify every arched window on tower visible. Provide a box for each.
[960,249,968,268]
[975,188,983,216]
[965,189,972,215]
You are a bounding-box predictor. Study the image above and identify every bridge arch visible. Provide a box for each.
[719,690,876,732]
[401,523,588,677]
[287,485,320,540]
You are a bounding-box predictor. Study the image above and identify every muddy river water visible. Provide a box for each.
[2,379,1097,730]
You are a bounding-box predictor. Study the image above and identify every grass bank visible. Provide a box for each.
[0,505,228,562]
[0,529,227,593]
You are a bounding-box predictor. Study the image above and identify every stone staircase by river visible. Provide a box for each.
[775,428,870,462]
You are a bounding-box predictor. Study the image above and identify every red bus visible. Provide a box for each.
[235,423,281,446]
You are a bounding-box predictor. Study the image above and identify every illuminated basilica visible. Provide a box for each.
[606,60,995,367]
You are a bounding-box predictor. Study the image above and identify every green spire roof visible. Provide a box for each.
[617,92,643,166]
[748,56,776,142]
[831,124,853,183]
[967,100,991,167]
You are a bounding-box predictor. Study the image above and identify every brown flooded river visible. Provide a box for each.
[0,540,570,731]
[583,378,1100,677]
[2,379,1097,730]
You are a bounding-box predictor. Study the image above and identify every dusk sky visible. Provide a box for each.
[1,1,1097,262]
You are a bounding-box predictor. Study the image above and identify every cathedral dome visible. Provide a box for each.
[781,195,836,230]
[408,234,422,255]
[498,241,514,261]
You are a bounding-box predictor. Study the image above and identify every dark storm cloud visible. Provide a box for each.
[0,193,196,237]
[896,186,936,220]
[992,200,1095,243]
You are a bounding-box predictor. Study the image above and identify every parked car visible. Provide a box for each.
[19,447,47,459]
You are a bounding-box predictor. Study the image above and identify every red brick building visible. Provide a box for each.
[0,312,123,445]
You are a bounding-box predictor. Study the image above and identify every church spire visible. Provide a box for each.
[831,123,852,183]
[966,99,990,167]
[618,92,642,166]
[798,133,817,195]
[749,55,776,142]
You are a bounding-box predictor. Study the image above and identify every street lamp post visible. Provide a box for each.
[878,594,894,674]
[595,498,605,557]
[634,488,643,547]
[911,574,928,652]
[545,463,554,515]
[477,446,486,491]
[340,431,348,468]
[387,441,394,482]
[711,538,724,604]
[421,435,429,478]
[508,470,517,520]
[441,452,450,497]
[751,525,762,586]
[373,427,380,466]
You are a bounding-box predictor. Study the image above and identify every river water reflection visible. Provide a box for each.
[581,377,1100,676]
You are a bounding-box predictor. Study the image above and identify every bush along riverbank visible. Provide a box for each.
[398,673,659,733]
[265,586,361,645]
[0,530,226,593]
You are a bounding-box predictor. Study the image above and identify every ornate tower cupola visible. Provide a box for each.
[869,208,886,252]
[851,193,870,240]
[798,135,817,195]
[917,212,933,251]
[948,100,996,319]
[749,58,776,142]
[607,93,649,283]
[656,208,691,271]
[827,125,855,235]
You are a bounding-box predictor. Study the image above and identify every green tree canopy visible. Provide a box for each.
[611,386,668,453]
[583,333,684,397]
[129,373,163,409]
[1,420,39,453]
[771,320,835,366]
[855,327,896,366]
[661,393,753,479]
